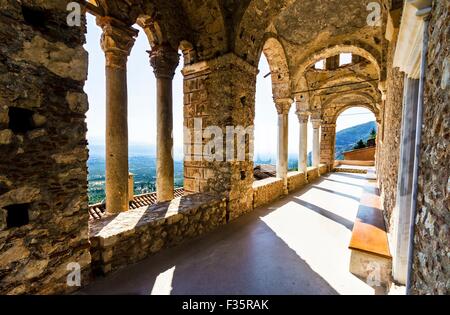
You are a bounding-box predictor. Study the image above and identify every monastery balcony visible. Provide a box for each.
[80,166,400,295]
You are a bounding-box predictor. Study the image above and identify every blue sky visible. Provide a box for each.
[84,14,375,158]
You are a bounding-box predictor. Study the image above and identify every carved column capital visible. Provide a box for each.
[274,98,293,115]
[98,17,138,69]
[311,111,322,128]
[296,111,309,124]
[149,44,180,79]
[311,119,322,129]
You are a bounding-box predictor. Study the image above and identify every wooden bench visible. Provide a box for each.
[349,185,392,286]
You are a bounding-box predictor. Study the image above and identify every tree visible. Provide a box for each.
[354,139,366,149]
[369,128,377,140]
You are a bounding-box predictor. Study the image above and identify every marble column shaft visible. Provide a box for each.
[297,112,309,174]
[311,119,322,168]
[98,18,137,214]
[149,44,179,202]
[275,99,292,193]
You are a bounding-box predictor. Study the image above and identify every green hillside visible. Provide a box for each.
[335,121,377,160]
[307,120,376,164]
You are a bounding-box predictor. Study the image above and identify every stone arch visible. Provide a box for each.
[293,43,382,93]
[259,36,291,99]
[322,91,380,122]
[320,95,379,169]
[179,0,227,61]
[314,73,379,92]
[233,0,296,65]
[136,0,193,51]
[320,92,379,126]
[333,102,378,123]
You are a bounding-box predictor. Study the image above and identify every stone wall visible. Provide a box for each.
[319,164,328,175]
[90,193,227,275]
[376,27,404,230]
[320,123,336,169]
[252,178,284,209]
[0,0,90,294]
[287,171,307,193]
[343,146,376,161]
[307,167,320,182]
[411,1,450,295]
[182,53,257,221]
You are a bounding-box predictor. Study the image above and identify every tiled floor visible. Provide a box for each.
[79,172,380,295]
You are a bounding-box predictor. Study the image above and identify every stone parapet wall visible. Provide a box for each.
[252,178,284,209]
[307,167,320,182]
[319,164,328,175]
[90,193,227,275]
[0,1,90,294]
[287,171,307,193]
[343,147,376,161]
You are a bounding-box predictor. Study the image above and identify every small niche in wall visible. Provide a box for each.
[8,107,35,134]
[5,203,30,228]
[21,5,50,29]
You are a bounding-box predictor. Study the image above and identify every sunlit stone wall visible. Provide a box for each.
[0,0,90,294]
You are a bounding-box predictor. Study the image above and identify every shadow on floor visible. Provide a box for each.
[322,177,366,189]
[291,198,354,231]
[310,185,361,202]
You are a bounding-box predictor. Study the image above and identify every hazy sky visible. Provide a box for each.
[84,14,375,158]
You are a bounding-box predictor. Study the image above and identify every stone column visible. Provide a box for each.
[275,98,292,193]
[149,44,180,202]
[98,18,137,214]
[296,112,309,175]
[311,118,322,168]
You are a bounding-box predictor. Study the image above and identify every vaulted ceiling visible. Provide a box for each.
[89,0,394,112]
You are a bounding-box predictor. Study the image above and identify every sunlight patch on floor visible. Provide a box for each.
[150,266,176,295]
[259,177,375,295]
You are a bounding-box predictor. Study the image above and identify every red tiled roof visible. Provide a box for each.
[89,187,185,220]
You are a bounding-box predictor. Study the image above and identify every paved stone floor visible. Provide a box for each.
[79,172,380,295]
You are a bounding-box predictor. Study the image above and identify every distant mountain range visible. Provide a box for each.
[87,121,376,203]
